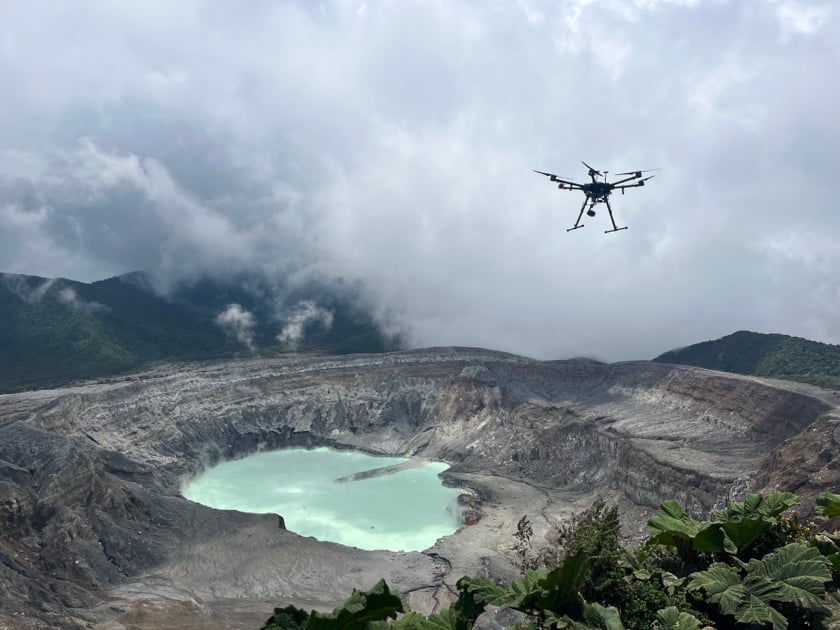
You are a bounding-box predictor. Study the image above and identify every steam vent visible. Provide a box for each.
[1,348,838,628]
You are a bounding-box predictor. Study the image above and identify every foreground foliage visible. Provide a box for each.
[262,491,840,630]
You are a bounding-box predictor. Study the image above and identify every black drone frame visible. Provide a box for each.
[534,161,656,233]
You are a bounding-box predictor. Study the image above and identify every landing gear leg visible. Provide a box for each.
[603,198,628,234]
[567,196,589,232]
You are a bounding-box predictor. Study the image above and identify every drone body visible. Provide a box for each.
[534,161,656,233]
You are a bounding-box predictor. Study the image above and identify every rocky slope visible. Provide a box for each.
[0,348,838,628]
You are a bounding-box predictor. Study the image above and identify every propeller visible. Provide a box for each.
[581,160,601,175]
[533,169,576,182]
[615,168,661,176]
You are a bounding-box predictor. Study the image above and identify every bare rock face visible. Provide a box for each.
[0,348,837,628]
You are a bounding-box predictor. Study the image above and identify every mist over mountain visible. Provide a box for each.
[3,3,840,362]
[0,270,401,393]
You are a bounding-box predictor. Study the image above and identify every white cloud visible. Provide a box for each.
[277,301,334,349]
[57,286,107,313]
[215,304,257,351]
[775,1,829,40]
[1,275,56,303]
[1,1,840,360]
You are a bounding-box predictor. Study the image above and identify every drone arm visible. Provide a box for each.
[611,174,640,186]
[533,170,582,187]
[614,176,654,190]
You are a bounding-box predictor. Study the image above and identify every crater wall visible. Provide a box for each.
[0,348,836,628]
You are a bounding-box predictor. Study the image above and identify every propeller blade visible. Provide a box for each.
[615,168,661,176]
[534,169,579,183]
[639,175,655,182]
[581,160,601,175]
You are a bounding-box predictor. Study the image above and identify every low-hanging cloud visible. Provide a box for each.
[1,275,57,303]
[57,286,107,314]
[277,301,334,349]
[215,304,257,351]
[1,1,839,361]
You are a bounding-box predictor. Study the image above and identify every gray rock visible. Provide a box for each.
[0,348,836,628]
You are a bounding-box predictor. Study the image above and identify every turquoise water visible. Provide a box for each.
[182,447,460,551]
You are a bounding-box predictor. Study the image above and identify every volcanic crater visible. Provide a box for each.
[1,347,839,628]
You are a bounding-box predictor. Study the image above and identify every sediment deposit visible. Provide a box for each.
[1,348,838,628]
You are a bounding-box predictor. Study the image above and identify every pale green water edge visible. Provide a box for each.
[182,447,461,551]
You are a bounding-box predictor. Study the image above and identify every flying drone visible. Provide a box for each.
[533,161,657,233]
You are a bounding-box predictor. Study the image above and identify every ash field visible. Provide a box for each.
[1,348,839,628]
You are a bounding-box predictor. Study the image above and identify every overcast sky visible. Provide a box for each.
[1,0,838,361]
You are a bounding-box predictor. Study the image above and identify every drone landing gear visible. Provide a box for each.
[603,198,626,234]
[567,196,590,232]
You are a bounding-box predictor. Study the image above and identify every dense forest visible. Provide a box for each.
[0,271,401,393]
[654,330,840,390]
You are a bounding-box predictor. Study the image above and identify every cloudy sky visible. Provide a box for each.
[1,0,838,361]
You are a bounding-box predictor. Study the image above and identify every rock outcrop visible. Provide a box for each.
[0,348,837,628]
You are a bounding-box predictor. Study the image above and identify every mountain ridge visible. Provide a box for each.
[0,270,401,393]
[653,329,840,389]
[4,270,840,395]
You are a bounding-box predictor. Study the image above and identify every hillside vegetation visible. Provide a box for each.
[654,330,840,390]
[263,491,840,630]
[0,271,401,393]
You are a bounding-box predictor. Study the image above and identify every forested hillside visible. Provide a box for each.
[654,330,840,389]
[0,271,401,393]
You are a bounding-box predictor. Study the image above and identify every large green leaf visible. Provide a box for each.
[816,491,840,518]
[648,501,704,538]
[689,543,832,630]
[717,491,798,523]
[451,583,484,627]
[720,518,770,551]
[733,586,789,630]
[653,606,702,630]
[689,569,787,630]
[392,584,484,630]
[581,602,625,630]
[688,563,742,611]
[811,533,840,558]
[742,493,765,516]
[647,500,706,550]
[528,552,590,618]
[747,542,832,608]
[762,491,799,518]
[394,607,469,630]
[457,576,509,607]
[307,580,404,630]
[692,523,729,553]
[461,568,551,613]
[545,603,624,630]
